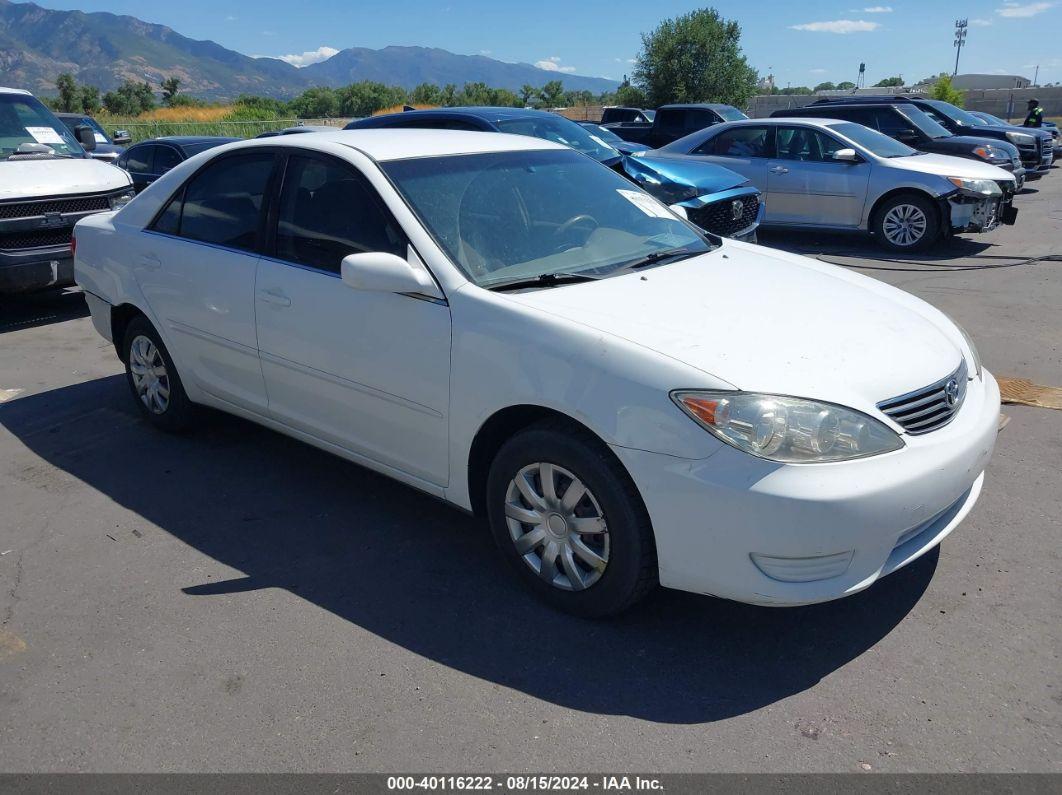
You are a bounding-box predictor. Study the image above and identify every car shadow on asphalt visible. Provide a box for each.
[0,289,88,334]
[757,229,995,262]
[0,375,937,724]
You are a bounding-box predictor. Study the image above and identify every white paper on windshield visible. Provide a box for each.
[25,126,65,145]
[617,189,674,219]
[94,132,108,143]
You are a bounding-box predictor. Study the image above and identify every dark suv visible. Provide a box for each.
[775,99,1025,189]
[790,96,1051,178]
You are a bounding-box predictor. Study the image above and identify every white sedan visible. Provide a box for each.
[74,130,1000,617]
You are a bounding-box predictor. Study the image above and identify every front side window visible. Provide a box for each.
[695,126,769,157]
[154,146,181,174]
[179,153,275,252]
[123,145,152,173]
[383,149,712,288]
[775,126,846,162]
[0,93,84,159]
[275,155,406,274]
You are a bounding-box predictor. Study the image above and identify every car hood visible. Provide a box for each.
[887,152,1014,182]
[508,242,963,412]
[0,157,130,201]
[621,153,749,195]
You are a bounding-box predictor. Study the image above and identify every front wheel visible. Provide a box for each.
[872,193,941,252]
[486,420,657,617]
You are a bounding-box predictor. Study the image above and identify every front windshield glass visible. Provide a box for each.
[583,124,625,144]
[921,99,983,127]
[715,106,749,122]
[897,106,951,139]
[831,122,917,157]
[0,94,84,160]
[494,116,620,164]
[384,149,712,288]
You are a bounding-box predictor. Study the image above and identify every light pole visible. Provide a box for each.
[953,19,968,76]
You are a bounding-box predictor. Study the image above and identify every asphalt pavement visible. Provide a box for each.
[0,172,1059,773]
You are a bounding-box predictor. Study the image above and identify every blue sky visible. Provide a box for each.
[32,0,1062,86]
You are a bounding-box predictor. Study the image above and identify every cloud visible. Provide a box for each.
[535,56,576,73]
[855,5,893,11]
[479,50,492,56]
[790,19,881,33]
[809,68,829,74]
[259,45,340,67]
[970,18,994,25]
[996,2,1054,17]
[225,15,237,21]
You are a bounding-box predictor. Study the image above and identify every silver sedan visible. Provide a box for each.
[651,117,1018,251]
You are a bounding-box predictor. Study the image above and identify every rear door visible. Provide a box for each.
[767,125,871,227]
[689,125,772,190]
[135,151,277,411]
[120,144,156,192]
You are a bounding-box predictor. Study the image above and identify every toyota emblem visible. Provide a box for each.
[944,379,960,407]
[731,200,744,221]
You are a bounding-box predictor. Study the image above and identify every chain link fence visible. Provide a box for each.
[110,118,356,143]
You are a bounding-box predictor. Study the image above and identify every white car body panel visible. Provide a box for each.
[74,129,1000,607]
[0,157,130,201]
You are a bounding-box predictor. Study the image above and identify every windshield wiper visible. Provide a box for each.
[611,247,699,273]
[485,272,601,292]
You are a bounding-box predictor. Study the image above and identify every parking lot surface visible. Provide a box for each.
[0,174,1059,773]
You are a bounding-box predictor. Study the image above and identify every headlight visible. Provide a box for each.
[940,312,982,379]
[1005,130,1036,146]
[946,176,1002,196]
[109,189,135,210]
[672,391,904,463]
[971,145,1008,163]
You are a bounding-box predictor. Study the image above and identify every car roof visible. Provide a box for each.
[367,106,568,125]
[218,128,566,162]
[658,103,737,111]
[708,117,849,129]
[54,112,94,119]
[0,87,33,95]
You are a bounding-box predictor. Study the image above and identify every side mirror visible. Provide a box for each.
[895,129,918,142]
[74,125,97,151]
[341,251,436,296]
[113,130,132,145]
[832,148,860,162]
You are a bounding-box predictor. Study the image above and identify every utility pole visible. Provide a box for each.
[1032,65,1039,85]
[953,19,968,76]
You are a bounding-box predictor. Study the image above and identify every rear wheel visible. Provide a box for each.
[486,420,657,617]
[122,316,196,432]
[873,193,941,252]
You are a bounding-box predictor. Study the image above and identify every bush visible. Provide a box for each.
[928,76,965,107]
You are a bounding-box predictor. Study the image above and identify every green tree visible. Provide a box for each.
[160,77,181,106]
[409,82,445,105]
[539,80,565,107]
[813,81,836,92]
[102,80,156,115]
[336,81,407,117]
[78,85,101,114]
[614,84,648,107]
[928,75,965,107]
[55,72,78,112]
[836,81,856,90]
[563,89,594,107]
[490,88,521,107]
[519,84,538,107]
[289,86,340,118]
[633,8,757,107]
[873,76,904,87]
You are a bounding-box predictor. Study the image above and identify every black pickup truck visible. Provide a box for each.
[602,103,748,149]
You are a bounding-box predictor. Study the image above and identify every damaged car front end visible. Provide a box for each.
[940,176,1013,236]
[620,154,764,242]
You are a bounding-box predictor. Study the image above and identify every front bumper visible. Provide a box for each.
[680,187,765,241]
[612,371,1000,606]
[947,191,1013,233]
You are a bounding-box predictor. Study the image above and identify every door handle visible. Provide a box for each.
[257,288,291,307]
[137,254,161,271]
[769,166,789,174]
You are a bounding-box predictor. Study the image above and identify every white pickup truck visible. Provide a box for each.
[1,86,134,294]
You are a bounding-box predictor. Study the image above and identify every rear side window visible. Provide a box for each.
[179,153,275,252]
[154,145,181,174]
[695,126,770,157]
[683,109,719,133]
[274,154,406,274]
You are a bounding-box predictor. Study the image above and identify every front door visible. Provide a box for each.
[690,125,772,191]
[254,152,451,486]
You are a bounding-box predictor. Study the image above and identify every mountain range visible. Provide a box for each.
[0,0,618,100]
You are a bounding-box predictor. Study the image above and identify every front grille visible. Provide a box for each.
[0,194,111,220]
[878,360,968,435]
[688,194,760,237]
[0,228,73,252]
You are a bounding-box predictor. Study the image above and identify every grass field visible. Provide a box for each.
[93,111,348,142]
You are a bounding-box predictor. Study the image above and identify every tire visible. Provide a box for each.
[486,419,657,617]
[122,315,197,432]
[872,193,941,252]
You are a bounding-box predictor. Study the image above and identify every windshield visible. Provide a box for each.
[896,106,951,139]
[383,149,712,288]
[0,94,85,160]
[715,106,749,122]
[831,122,918,158]
[494,116,621,164]
[58,115,111,144]
[975,112,1008,127]
[921,99,984,128]
[582,124,625,144]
